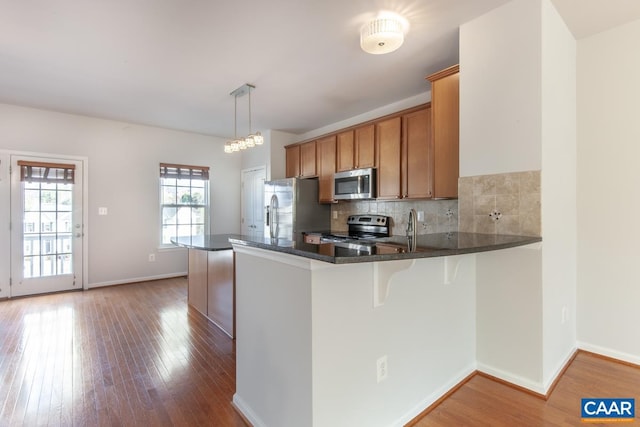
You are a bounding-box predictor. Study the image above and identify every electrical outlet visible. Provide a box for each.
[148,254,156,262]
[417,211,424,222]
[332,211,338,219]
[376,355,388,383]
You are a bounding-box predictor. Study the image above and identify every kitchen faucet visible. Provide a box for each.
[406,208,417,251]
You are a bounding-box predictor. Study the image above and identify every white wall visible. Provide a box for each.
[459,0,542,177]
[269,130,297,180]
[460,0,577,393]
[233,246,476,427]
[476,246,543,390]
[295,92,430,143]
[0,103,241,289]
[312,256,476,427]
[540,0,577,387]
[577,18,640,364]
[239,129,296,181]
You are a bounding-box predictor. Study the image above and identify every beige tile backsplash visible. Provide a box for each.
[458,170,541,237]
[331,199,459,236]
[329,170,540,237]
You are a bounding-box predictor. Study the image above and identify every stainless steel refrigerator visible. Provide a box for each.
[264,178,331,240]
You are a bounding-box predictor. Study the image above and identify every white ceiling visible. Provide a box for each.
[1,0,639,138]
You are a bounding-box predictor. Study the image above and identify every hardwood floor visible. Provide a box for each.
[411,352,640,426]
[1,278,638,426]
[0,277,246,427]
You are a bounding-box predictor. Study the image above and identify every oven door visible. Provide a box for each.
[334,168,375,200]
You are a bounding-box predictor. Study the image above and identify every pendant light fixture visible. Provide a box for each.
[224,83,264,154]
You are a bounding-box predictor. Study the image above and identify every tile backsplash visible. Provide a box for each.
[458,170,541,237]
[331,199,458,236]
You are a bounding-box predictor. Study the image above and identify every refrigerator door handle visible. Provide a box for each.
[265,205,270,227]
[269,194,278,239]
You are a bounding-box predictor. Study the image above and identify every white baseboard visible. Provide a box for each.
[395,363,477,427]
[88,272,187,289]
[476,362,546,395]
[578,342,640,366]
[232,394,266,427]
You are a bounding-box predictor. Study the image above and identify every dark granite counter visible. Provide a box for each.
[171,234,241,251]
[229,232,541,264]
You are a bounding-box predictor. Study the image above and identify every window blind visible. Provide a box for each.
[159,163,209,180]
[18,160,75,184]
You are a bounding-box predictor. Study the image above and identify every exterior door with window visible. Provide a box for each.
[10,156,83,296]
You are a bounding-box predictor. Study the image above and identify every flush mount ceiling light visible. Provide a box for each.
[360,18,404,55]
[224,83,264,154]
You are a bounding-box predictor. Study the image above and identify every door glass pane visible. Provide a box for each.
[57,190,72,211]
[22,181,73,278]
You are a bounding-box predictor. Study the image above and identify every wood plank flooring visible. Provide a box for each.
[1,277,638,426]
[411,352,640,426]
[0,277,246,427]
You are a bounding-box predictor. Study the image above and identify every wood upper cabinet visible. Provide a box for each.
[336,124,376,172]
[402,107,432,199]
[286,141,317,178]
[427,64,459,198]
[316,135,336,203]
[376,116,402,199]
[336,130,355,172]
[285,145,300,178]
[355,124,375,169]
[300,141,317,177]
[376,106,432,200]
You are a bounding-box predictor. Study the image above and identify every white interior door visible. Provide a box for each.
[10,156,83,296]
[241,167,266,237]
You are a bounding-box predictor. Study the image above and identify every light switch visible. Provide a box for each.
[98,207,108,216]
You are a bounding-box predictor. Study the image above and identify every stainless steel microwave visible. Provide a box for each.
[333,168,376,200]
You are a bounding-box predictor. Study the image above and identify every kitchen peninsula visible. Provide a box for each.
[229,232,541,427]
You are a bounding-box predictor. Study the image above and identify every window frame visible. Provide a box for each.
[159,163,210,249]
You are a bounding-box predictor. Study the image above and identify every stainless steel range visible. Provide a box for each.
[319,215,390,253]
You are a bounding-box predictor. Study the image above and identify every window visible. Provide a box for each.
[159,163,210,247]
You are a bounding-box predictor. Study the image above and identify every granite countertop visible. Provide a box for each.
[171,234,242,251]
[228,232,542,264]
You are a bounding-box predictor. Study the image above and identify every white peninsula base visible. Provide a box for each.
[231,244,477,427]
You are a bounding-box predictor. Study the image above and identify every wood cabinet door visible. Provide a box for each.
[336,130,355,172]
[188,249,208,316]
[376,117,402,199]
[207,250,235,338]
[286,145,300,178]
[300,141,317,177]
[317,135,336,203]
[403,107,432,199]
[355,124,375,168]
[431,71,459,198]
